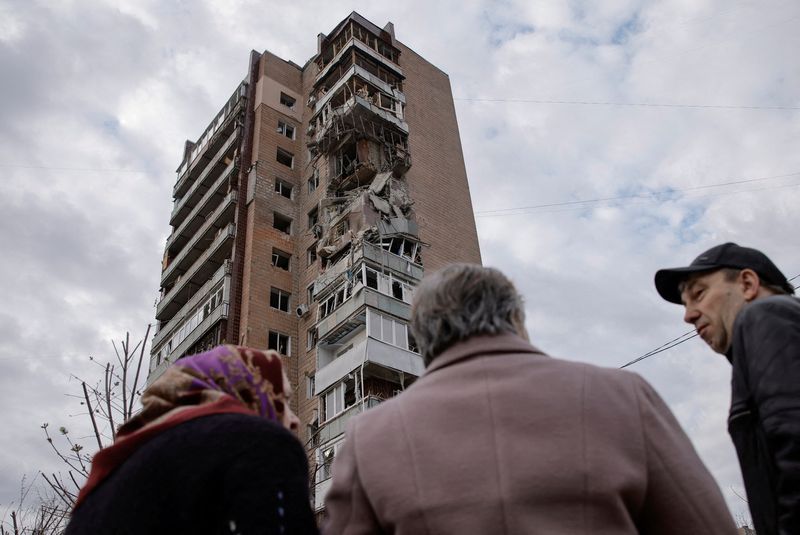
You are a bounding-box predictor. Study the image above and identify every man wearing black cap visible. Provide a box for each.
[655,243,799,535]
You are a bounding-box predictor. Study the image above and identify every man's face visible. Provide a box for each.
[680,270,747,354]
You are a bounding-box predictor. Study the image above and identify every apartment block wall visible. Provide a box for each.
[398,44,482,271]
[238,52,305,420]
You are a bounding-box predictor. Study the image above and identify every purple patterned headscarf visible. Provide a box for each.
[119,345,286,435]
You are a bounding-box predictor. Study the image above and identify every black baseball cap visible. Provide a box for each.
[655,242,794,304]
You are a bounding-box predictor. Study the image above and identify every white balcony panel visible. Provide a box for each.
[315,337,423,395]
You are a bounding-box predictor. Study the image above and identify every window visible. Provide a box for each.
[270,288,290,312]
[277,120,295,139]
[276,148,294,168]
[318,283,353,319]
[279,92,296,109]
[367,309,409,350]
[306,374,315,398]
[307,328,318,350]
[307,207,319,229]
[323,376,357,422]
[271,248,291,271]
[273,212,292,234]
[308,169,319,192]
[307,284,315,305]
[275,179,293,199]
[364,267,378,290]
[307,243,318,267]
[268,331,290,355]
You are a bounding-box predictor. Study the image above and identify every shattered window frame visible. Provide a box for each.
[268,331,290,355]
[271,248,291,271]
[272,212,292,234]
[274,178,294,199]
[279,92,296,109]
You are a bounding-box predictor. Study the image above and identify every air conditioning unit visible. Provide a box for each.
[296,303,309,317]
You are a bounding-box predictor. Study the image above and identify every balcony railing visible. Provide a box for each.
[162,191,238,286]
[156,228,235,321]
[318,396,382,446]
[152,261,232,350]
[315,36,403,86]
[170,154,237,231]
[173,108,242,200]
[315,337,423,395]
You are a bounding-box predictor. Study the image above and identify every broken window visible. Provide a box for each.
[391,280,403,300]
[306,328,318,350]
[318,282,352,320]
[273,212,292,234]
[307,243,318,267]
[270,288,290,312]
[307,207,319,229]
[279,92,296,109]
[268,331,290,355]
[381,237,420,263]
[276,148,294,168]
[277,120,295,139]
[271,248,291,271]
[274,179,293,199]
[332,219,349,239]
[323,376,357,423]
[308,170,319,193]
[364,267,378,289]
[306,374,315,398]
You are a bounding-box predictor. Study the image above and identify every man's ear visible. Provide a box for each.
[739,268,762,301]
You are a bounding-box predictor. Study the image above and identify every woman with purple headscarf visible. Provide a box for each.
[66,345,318,534]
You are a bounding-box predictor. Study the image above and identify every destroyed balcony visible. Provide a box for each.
[156,228,235,322]
[152,262,232,351]
[313,64,405,118]
[315,35,403,88]
[314,338,423,396]
[311,94,408,151]
[313,241,423,298]
[316,286,410,343]
[173,110,242,200]
[170,151,237,231]
[167,163,236,255]
[162,191,237,286]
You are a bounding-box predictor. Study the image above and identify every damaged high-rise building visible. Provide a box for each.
[148,12,481,511]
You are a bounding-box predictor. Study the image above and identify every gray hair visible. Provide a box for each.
[410,263,526,366]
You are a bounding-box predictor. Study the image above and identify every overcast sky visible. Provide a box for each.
[1,0,798,524]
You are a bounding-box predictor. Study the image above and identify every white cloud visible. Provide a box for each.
[1,0,797,525]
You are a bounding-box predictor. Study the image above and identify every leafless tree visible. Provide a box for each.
[39,326,151,513]
[1,475,68,535]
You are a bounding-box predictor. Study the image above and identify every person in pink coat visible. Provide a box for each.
[324,263,737,535]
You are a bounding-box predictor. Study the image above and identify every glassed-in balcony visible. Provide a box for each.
[315,337,423,395]
[316,286,410,343]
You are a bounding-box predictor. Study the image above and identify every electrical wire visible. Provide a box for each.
[475,171,800,217]
[620,274,800,368]
[454,97,800,111]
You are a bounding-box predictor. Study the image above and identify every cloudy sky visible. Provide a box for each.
[1,0,798,524]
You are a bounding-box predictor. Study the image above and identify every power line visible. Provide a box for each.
[475,171,800,217]
[620,273,800,368]
[454,97,800,111]
[0,164,149,173]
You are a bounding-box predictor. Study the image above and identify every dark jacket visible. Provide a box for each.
[728,295,800,535]
[66,413,318,535]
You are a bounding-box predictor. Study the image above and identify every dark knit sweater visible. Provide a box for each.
[66,413,318,534]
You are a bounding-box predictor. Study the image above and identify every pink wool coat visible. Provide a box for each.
[324,333,737,535]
